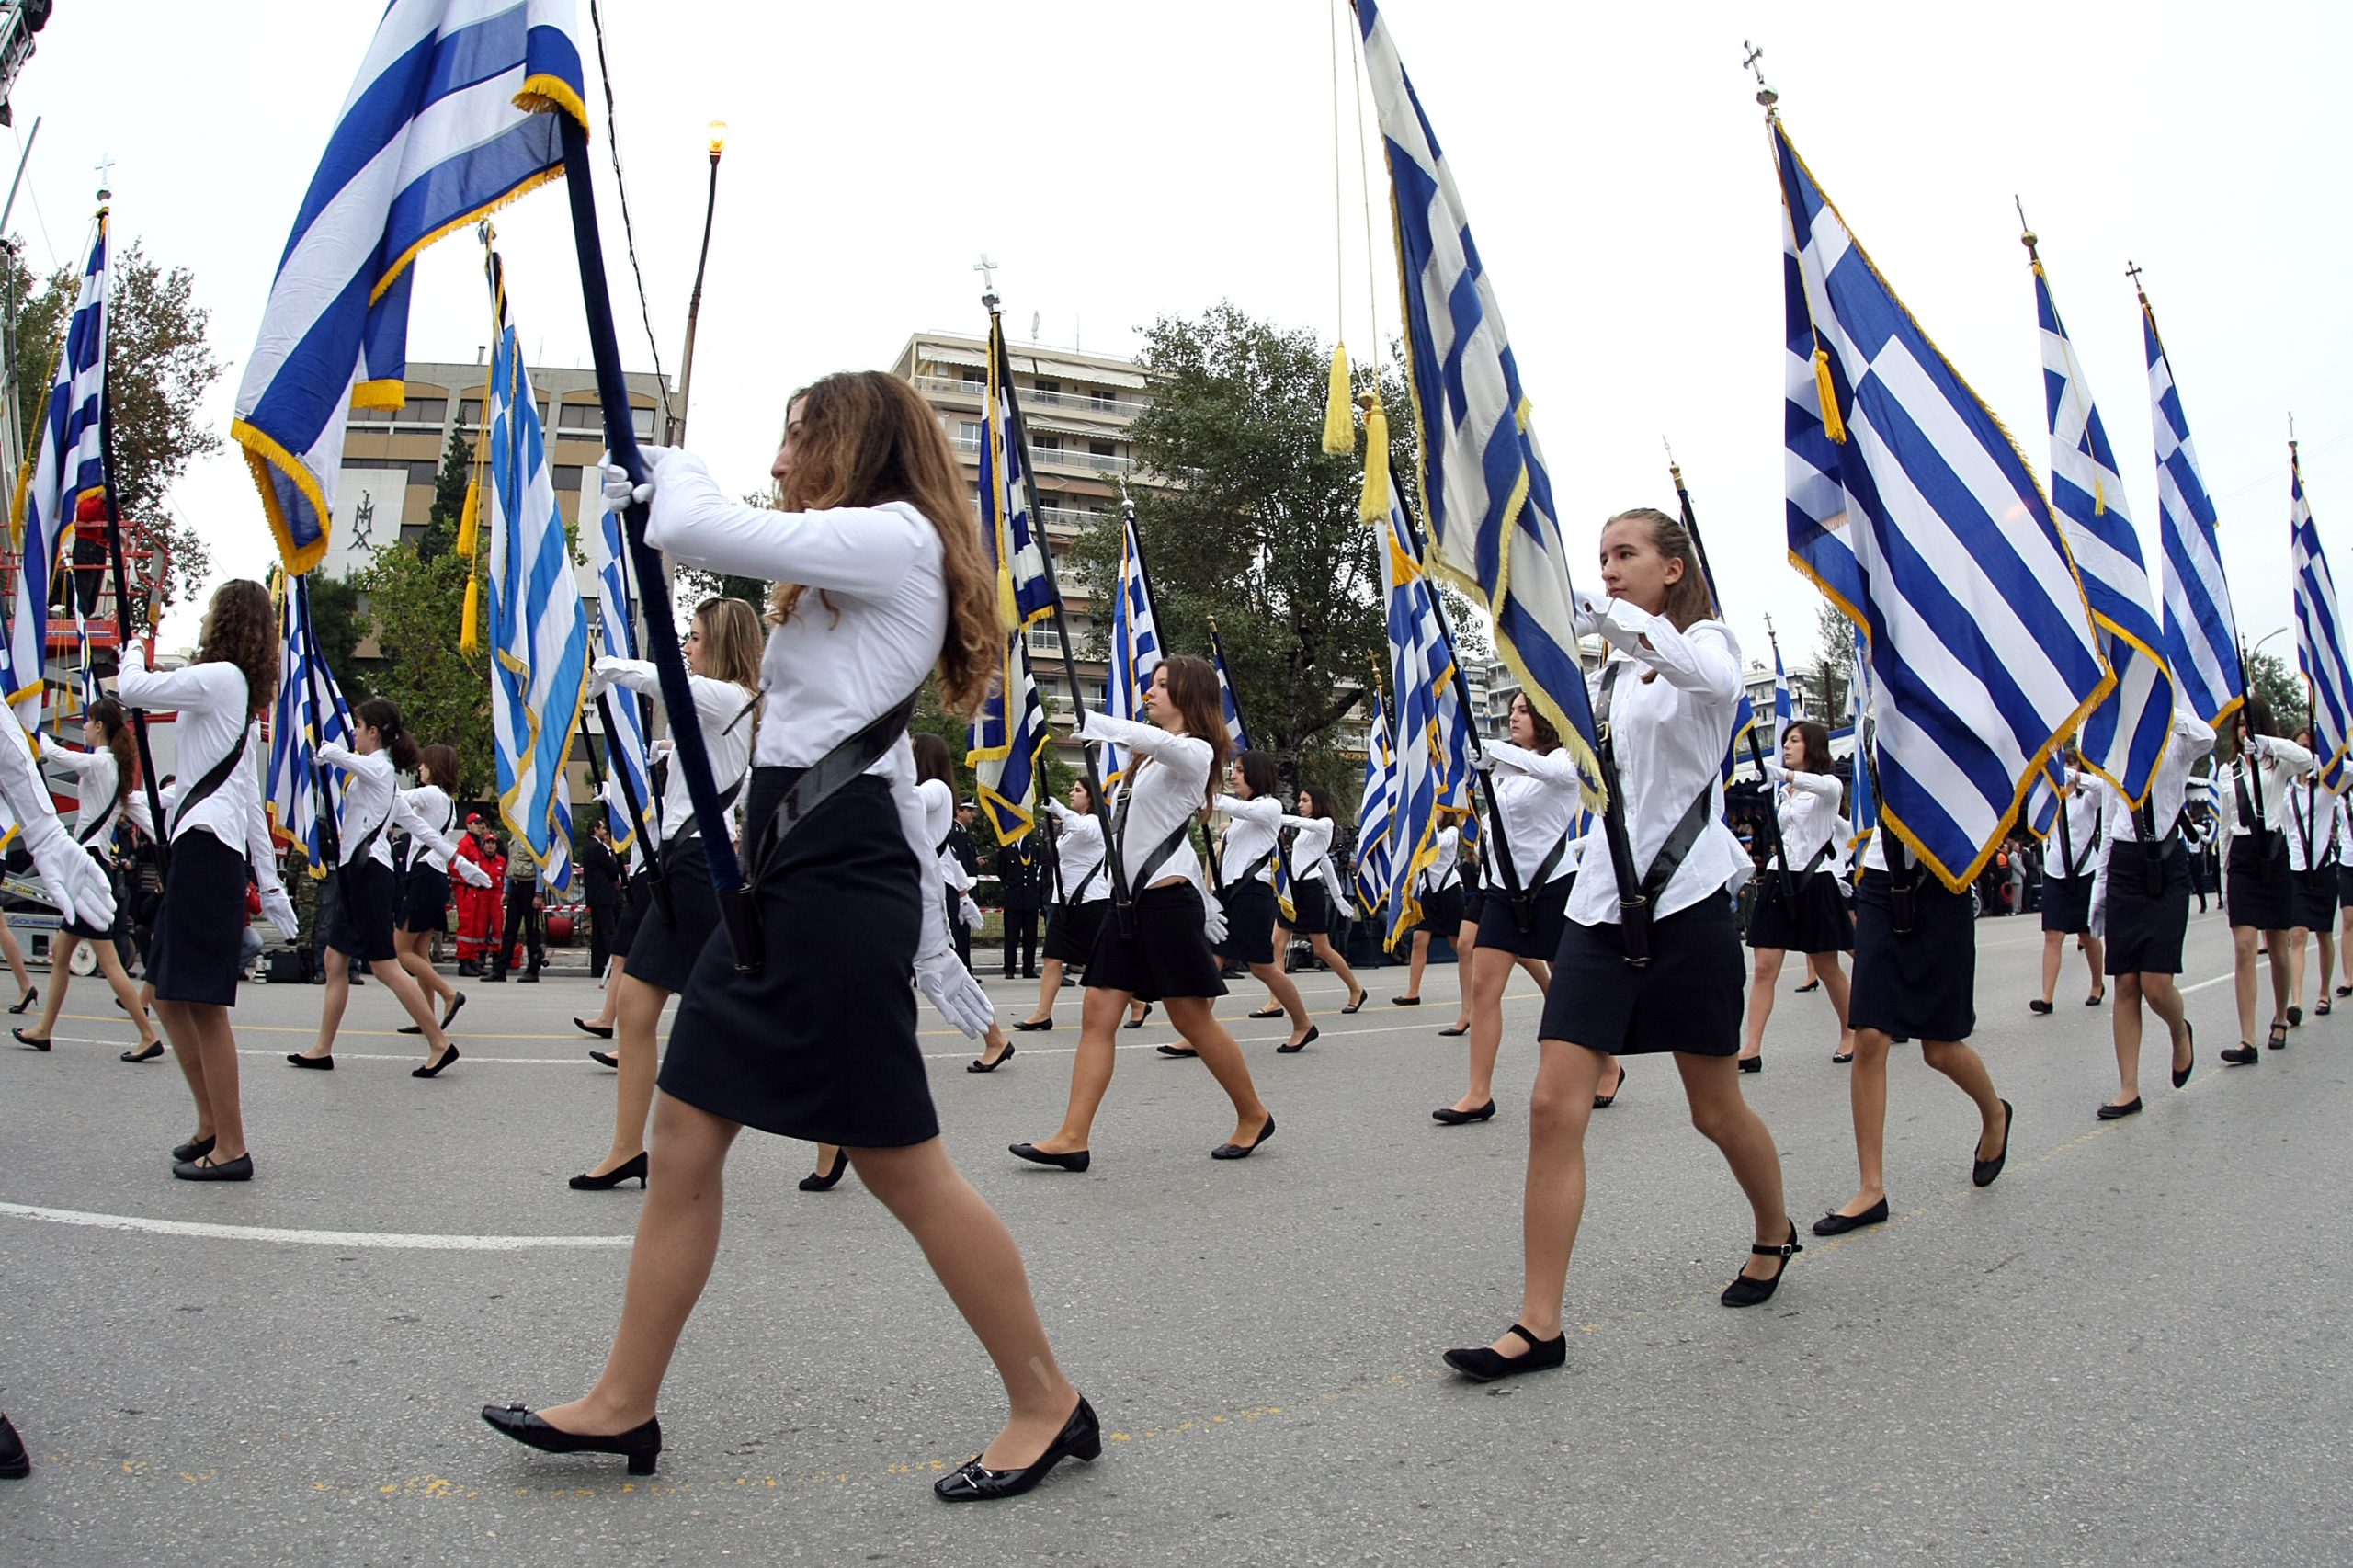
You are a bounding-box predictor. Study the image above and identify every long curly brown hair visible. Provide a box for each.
[199,579,279,720]
[768,372,999,718]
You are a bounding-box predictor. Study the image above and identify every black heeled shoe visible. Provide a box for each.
[121,1040,165,1063]
[1341,988,1368,1015]
[1275,1025,1318,1054]
[2172,1021,2195,1089]
[12,1027,49,1051]
[588,1050,620,1069]
[570,1153,648,1191]
[1972,1099,2013,1187]
[1122,1002,1154,1030]
[481,1403,662,1476]
[1721,1221,1801,1307]
[7,987,35,1015]
[287,1051,334,1070]
[799,1149,849,1191]
[1012,1017,1054,1031]
[968,1043,1015,1073]
[1008,1142,1090,1173]
[1210,1114,1275,1160]
[933,1396,1099,1502]
[412,1044,459,1079]
[1442,1324,1566,1382]
[1431,1100,1495,1125]
[574,1016,615,1040]
[2086,991,2106,1007]
[1736,1054,1762,1074]
[1792,979,1820,994]
[170,1134,216,1164]
[1593,1064,1625,1109]
[1811,1197,1889,1236]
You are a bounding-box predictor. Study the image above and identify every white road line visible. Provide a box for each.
[0,1200,631,1250]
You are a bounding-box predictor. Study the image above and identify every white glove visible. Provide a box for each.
[598,447,675,511]
[958,892,983,929]
[1572,585,1608,636]
[915,949,995,1037]
[1760,757,1787,782]
[20,814,114,932]
[1201,890,1228,946]
[455,859,494,889]
[586,658,624,699]
[1472,741,1498,773]
[259,886,300,942]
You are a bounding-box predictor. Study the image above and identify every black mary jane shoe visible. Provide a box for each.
[1121,1002,1154,1031]
[12,1027,50,1051]
[574,1017,616,1040]
[1011,1017,1055,1032]
[287,1051,335,1071]
[2096,1096,2143,1121]
[1390,994,1422,1006]
[1210,1115,1276,1160]
[1442,1323,1567,1383]
[2319,999,2334,1017]
[1246,1005,1286,1019]
[121,1040,165,1063]
[968,1043,1016,1074]
[2220,1043,2259,1066]
[2266,1021,2289,1051]
[1721,1221,1802,1307]
[1811,1198,1889,1236]
[1341,988,1369,1015]
[1275,1025,1319,1054]
[6,987,35,1016]
[932,1396,1100,1503]
[2337,983,2353,998]
[481,1403,662,1477]
[1431,1101,1496,1125]
[798,1149,850,1192]
[1008,1142,1091,1173]
[1972,1099,2014,1187]
[172,1153,254,1182]
[588,1050,620,1069]
[570,1152,649,1191]
[1155,1043,1199,1059]
[170,1134,216,1165]
[412,1045,460,1079]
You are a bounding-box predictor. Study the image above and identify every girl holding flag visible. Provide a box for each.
[2032,752,2109,1015]
[1012,779,1111,1030]
[1735,719,1854,1072]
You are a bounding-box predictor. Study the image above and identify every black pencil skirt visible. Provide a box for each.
[1085,881,1228,1002]
[1540,892,1744,1056]
[147,828,246,1006]
[2225,835,2293,931]
[2105,838,2190,977]
[1461,885,1487,927]
[325,858,398,965]
[1848,867,1976,1042]
[60,847,127,944]
[2040,871,2095,936]
[1280,876,1334,936]
[657,771,938,1149]
[1412,884,1466,939]
[1744,869,1853,953]
[2291,865,2338,932]
[1042,898,1108,965]
[1473,873,1574,960]
[626,833,722,995]
[397,865,450,935]
[2338,865,2353,909]
[1216,879,1279,967]
[608,869,653,959]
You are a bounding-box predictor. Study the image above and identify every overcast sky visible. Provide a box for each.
[14,0,2349,678]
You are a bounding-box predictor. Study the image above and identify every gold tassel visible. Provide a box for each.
[2093,477,2106,517]
[460,576,481,654]
[1359,397,1392,521]
[455,479,480,558]
[1813,349,1847,444]
[1321,342,1355,455]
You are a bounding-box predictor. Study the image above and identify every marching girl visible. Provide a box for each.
[488,373,1095,1501]
[1205,751,1316,1051]
[12,698,164,1061]
[2033,753,2109,1014]
[1443,508,1791,1383]
[1009,654,1276,1169]
[910,732,1017,1085]
[0,690,121,1036]
[2215,697,2309,1062]
[1435,691,1595,1126]
[1437,832,1551,1039]
[390,744,467,1040]
[1269,784,1367,1017]
[119,580,299,1181]
[2283,727,2336,1023]
[1390,820,1461,1006]
[2093,707,2215,1117]
[287,699,484,1076]
[565,597,762,1191]
[1011,780,1110,1030]
[1734,719,1853,1072]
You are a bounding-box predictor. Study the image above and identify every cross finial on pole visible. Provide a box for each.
[94,152,114,202]
[974,254,999,310]
[1742,40,1779,116]
[2125,260,2145,290]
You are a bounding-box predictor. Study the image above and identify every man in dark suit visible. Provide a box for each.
[948,801,983,970]
[582,819,623,983]
[996,836,1043,979]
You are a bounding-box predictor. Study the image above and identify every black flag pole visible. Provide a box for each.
[291,575,349,900]
[95,381,171,879]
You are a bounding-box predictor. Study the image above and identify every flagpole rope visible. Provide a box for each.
[1329,0,1347,350]
[585,0,675,437]
[1347,17,1381,361]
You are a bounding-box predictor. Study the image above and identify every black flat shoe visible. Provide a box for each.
[1247,1005,1285,1019]
[571,1153,649,1190]
[1341,989,1368,1015]
[481,1403,662,1476]
[2029,998,2054,1015]
[574,1017,615,1040]
[2096,1096,2143,1120]
[2319,998,2333,1017]
[1443,1324,1567,1382]
[412,1044,459,1079]
[2221,1043,2259,1066]
[441,992,468,1029]
[2172,1022,2195,1088]
[1972,1099,2013,1187]
[1721,1221,1802,1307]
[2287,1006,2302,1028]
[173,1153,254,1182]
[1593,1064,1625,1109]
[1736,1055,1762,1074]
[1437,1022,1470,1037]
[1210,1114,1275,1160]
[171,1134,216,1164]
[2267,1021,2288,1051]
[1155,1043,1198,1058]
[968,1043,1015,1073]
[1390,995,1421,1006]
[7,987,35,1015]
[1275,1025,1318,1054]
[396,1022,424,1035]
[1831,1051,1855,1064]
[1012,1017,1054,1031]
[1008,1142,1090,1173]
[798,1148,849,1191]
[1122,1002,1154,1030]
[1812,1198,1890,1236]
[2336,983,2352,997]
[588,1050,620,1069]
[12,1027,49,1051]
[933,1396,1099,1502]
[121,1040,165,1063]
[0,1413,28,1479]
[1431,1101,1496,1125]
[287,1051,334,1070]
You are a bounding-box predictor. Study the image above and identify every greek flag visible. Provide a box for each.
[1356,687,1397,919]
[2140,286,2243,730]
[9,213,109,730]
[1357,0,1601,801]
[1377,488,1473,946]
[266,574,356,878]
[1772,643,1795,755]
[1101,497,1163,787]
[968,315,1053,841]
[483,247,587,892]
[2032,254,2176,805]
[2291,447,2353,790]
[232,0,585,574]
[1775,120,2110,891]
[587,485,652,858]
[1209,618,1250,754]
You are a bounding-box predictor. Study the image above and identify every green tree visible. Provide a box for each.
[2242,650,2305,747]
[418,426,472,561]
[354,536,492,801]
[306,573,369,702]
[1812,598,1854,725]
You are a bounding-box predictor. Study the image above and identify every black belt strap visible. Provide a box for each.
[1593,662,1714,967]
[1063,855,1106,904]
[169,726,248,838]
[1233,845,1277,891]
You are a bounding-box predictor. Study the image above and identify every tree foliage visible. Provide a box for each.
[1811,598,1854,725]
[354,531,492,803]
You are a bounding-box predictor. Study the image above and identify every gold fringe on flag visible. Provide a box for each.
[1358,394,1392,522]
[1813,349,1847,444]
[1322,343,1355,455]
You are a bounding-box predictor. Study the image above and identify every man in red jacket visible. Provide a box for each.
[453,817,505,976]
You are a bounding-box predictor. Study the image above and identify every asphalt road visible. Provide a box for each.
[1,905,2347,1566]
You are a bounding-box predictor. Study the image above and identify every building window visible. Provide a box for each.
[1033,433,1062,452]
[961,365,985,386]
[1035,379,1061,397]
[1089,387,1117,411]
[551,465,583,493]
[559,402,601,429]
[350,403,394,424]
[407,460,439,486]
[632,406,656,439]
[958,421,984,447]
[396,397,449,427]
[1089,440,1115,458]
[459,398,484,427]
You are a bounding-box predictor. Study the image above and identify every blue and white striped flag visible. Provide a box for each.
[232,0,585,574]
[1772,643,1795,756]
[1775,120,2110,892]
[1101,497,1163,786]
[266,574,356,878]
[2291,446,2353,791]
[1377,488,1472,946]
[483,247,587,893]
[968,314,1054,842]
[587,483,652,859]
[1357,0,1601,801]
[1355,687,1397,919]
[9,212,109,731]
[2139,285,2243,731]
[2031,252,2176,805]
[1209,618,1250,755]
